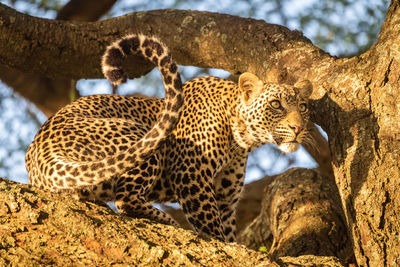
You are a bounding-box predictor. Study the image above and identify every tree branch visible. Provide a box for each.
[0,3,330,83]
[0,177,346,266]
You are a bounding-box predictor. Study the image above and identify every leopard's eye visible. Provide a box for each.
[299,103,307,112]
[270,100,281,109]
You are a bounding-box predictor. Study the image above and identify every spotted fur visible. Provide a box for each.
[26,34,314,242]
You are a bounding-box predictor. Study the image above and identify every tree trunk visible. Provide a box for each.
[309,2,400,265]
[0,1,399,265]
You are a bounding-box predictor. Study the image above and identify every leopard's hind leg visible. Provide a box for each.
[114,154,178,226]
[114,175,178,226]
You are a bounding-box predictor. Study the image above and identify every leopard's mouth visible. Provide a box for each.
[273,136,298,145]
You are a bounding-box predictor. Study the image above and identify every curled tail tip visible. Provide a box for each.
[102,66,127,85]
[102,33,171,85]
[102,34,143,85]
[102,44,128,85]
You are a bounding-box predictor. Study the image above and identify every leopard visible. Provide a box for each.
[26,33,314,242]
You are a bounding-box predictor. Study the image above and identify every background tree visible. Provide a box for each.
[0,0,398,266]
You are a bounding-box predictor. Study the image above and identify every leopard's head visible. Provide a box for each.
[233,72,314,153]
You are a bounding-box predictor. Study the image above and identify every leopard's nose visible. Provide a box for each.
[289,124,303,135]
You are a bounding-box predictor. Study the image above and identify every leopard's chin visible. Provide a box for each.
[278,142,299,153]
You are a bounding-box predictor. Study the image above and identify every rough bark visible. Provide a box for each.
[308,2,400,266]
[0,1,399,266]
[237,168,353,264]
[0,177,344,266]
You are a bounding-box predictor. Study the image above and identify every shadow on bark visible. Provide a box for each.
[311,92,382,265]
[237,168,354,265]
[313,93,378,217]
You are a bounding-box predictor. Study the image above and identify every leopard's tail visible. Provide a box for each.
[27,35,184,190]
[102,34,183,162]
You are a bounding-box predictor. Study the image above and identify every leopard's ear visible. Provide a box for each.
[238,72,264,104]
[295,79,313,98]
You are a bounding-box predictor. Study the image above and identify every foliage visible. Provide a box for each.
[296,0,389,57]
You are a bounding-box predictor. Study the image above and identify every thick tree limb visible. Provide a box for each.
[308,1,400,266]
[0,177,345,266]
[0,3,329,82]
[0,66,72,116]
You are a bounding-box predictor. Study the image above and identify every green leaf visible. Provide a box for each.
[259,246,268,253]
